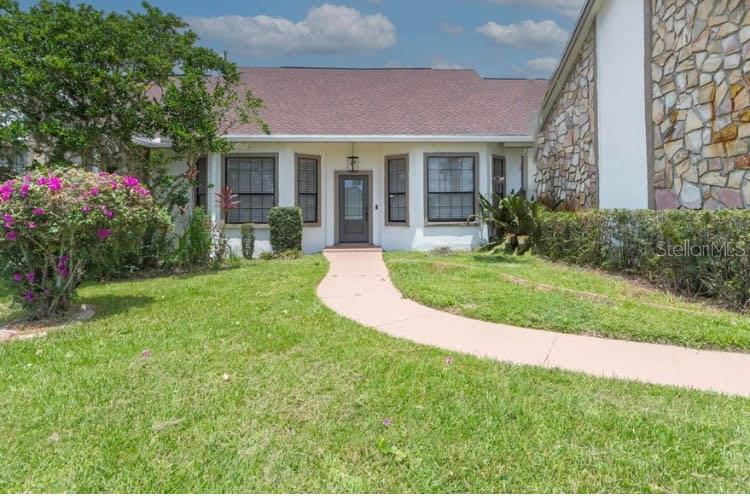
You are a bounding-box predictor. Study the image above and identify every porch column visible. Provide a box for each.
[206,152,222,224]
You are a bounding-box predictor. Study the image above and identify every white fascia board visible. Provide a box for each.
[134,134,535,148]
[225,134,534,143]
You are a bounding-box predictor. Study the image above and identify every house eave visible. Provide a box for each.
[135,134,536,148]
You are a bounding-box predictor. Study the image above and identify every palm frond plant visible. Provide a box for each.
[468,192,542,254]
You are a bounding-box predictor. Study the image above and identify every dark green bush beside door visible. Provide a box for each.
[268,207,303,254]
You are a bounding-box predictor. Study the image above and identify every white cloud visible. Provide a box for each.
[187,4,396,57]
[477,19,568,49]
[526,56,559,75]
[485,0,586,19]
[440,22,464,34]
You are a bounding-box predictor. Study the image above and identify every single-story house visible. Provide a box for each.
[537,0,750,210]
[143,67,547,254]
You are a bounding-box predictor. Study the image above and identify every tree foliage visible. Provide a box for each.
[0,0,268,208]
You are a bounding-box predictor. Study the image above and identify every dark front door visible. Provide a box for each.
[338,175,370,244]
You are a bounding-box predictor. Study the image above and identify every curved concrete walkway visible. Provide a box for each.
[317,249,750,398]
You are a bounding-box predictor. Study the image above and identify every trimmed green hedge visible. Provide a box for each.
[535,209,750,310]
[268,207,303,254]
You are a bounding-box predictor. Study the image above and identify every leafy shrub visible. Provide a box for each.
[273,249,301,260]
[175,207,213,268]
[268,206,303,254]
[470,193,542,254]
[535,209,750,310]
[86,209,174,279]
[258,249,300,261]
[241,223,255,260]
[0,168,169,317]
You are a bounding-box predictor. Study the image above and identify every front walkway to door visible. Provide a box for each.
[317,249,750,398]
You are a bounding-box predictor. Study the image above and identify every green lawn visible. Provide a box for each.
[0,281,19,323]
[1,256,750,492]
[385,251,750,352]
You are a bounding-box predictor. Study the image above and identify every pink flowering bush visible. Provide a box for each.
[0,168,170,318]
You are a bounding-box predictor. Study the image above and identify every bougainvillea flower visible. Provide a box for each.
[20,183,30,198]
[13,273,22,283]
[135,186,151,197]
[101,206,114,218]
[81,204,91,213]
[5,231,17,241]
[3,214,14,228]
[47,177,63,191]
[26,272,36,284]
[97,228,112,240]
[32,208,45,216]
[27,222,37,229]
[123,176,140,188]
[36,177,48,186]
[23,291,34,302]
[0,180,15,202]
[89,187,99,197]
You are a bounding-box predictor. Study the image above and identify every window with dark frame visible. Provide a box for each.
[386,157,408,224]
[195,157,208,209]
[426,155,475,222]
[225,156,276,224]
[1,153,26,176]
[492,156,505,198]
[296,156,319,224]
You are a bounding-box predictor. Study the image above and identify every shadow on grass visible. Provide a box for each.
[78,294,156,321]
[93,261,250,285]
[470,253,535,265]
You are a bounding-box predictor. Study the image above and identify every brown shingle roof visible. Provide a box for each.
[226,67,547,138]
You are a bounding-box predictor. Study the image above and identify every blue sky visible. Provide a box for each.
[19,0,586,78]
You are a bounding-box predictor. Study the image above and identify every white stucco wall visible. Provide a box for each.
[596,0,649,209]
[487,144,527,196]
[524,148,537,196]
[172,141,516,254]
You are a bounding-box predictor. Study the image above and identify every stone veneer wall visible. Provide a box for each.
[651,0,750,210]
[535,30,598,208]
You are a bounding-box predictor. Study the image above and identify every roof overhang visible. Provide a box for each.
[135,134,535,148]
[538,0,601,128]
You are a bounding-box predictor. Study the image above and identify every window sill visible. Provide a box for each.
[303,222,322,228]
[424,221,479,227]
[384,222,410,227]
[224,223,270,229]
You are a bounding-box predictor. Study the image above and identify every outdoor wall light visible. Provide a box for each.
[347,143,359,171]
